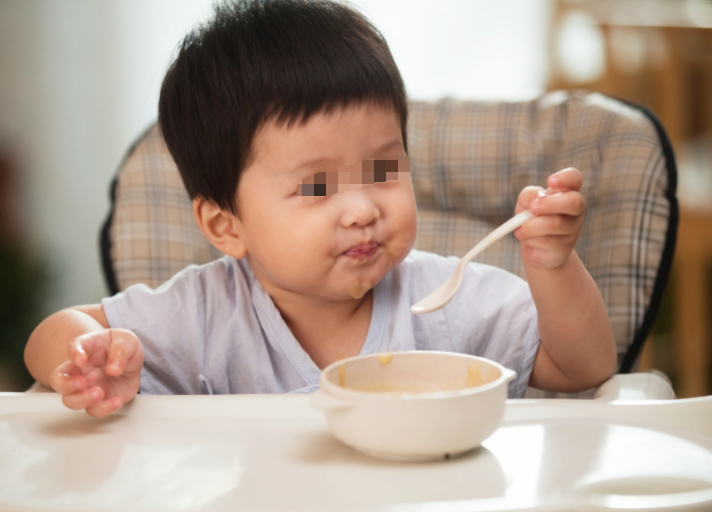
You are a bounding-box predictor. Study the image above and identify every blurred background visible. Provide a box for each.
[0,0,710,397]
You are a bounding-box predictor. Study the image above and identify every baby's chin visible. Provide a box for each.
[294,279,379,302]
[346,280,374,299]
[337,253,396,296]
[282,240,412,301]
[324,270,382,301]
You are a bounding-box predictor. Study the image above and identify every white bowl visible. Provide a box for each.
[310,351,516,461]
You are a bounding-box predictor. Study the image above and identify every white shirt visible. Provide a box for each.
[102,249,540,398]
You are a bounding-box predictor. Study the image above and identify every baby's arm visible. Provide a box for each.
[24,304,143,417]
[515,169,617,393]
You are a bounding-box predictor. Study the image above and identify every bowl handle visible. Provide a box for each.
[310,390,355,412]
[503,369,517,383]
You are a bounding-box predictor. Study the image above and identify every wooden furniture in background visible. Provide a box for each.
[675,208,712,398]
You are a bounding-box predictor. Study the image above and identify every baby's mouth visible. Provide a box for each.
[343,242,379,261]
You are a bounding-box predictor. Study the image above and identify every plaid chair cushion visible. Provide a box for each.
[406,90,677,397]
[105,125,223,291]
[102,90,677,398]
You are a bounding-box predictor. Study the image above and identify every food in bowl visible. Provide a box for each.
[311,351,516,461]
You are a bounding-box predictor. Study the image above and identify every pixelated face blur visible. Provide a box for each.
[236,103,417,301]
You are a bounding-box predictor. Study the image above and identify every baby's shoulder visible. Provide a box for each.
[126,255,249,306]
[150,254,235,288]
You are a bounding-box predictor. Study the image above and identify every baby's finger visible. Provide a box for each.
[518,234,572,251]
[516,186,545,213]
[50,367,87,395]
[85,396,123,418]
[515,214,580,240]
[62,386,105,411]
[530,191,585,217]
[106,330,141,377]
[548,168,583,192]
[69,331,110,369]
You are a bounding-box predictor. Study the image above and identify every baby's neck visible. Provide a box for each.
[244,256,376,368]
[272,290,374,370]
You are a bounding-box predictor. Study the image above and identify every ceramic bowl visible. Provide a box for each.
[310,351,516,461]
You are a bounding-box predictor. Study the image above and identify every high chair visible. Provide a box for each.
[98,90,678,399]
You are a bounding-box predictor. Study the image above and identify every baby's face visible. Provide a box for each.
[235,103,417,301]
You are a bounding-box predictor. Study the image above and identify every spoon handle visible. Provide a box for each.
[461,209,535,265]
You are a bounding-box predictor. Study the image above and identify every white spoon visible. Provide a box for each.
[411,209,535,314]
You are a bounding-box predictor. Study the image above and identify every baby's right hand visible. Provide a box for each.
[49,329,143,418]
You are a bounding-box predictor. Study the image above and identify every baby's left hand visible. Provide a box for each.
[514,168,585,271]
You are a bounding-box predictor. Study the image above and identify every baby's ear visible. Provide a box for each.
[192,197,247,259]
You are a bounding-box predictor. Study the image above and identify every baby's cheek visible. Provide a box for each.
[386,213,417,269]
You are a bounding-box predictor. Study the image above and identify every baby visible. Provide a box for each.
[24,0,616,417]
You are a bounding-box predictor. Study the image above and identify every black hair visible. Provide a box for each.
[158,0,408,215]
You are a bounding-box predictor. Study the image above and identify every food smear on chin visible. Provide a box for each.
[347,281,371,299]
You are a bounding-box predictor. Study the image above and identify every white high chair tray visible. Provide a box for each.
[1,393,711,512]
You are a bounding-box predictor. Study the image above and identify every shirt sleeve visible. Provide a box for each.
[101,264,207,395]
[443,259,541,399]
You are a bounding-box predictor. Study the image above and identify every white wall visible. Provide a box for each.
[0,0,551,314]
[353,0,552,100]
[0,0,214,314]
